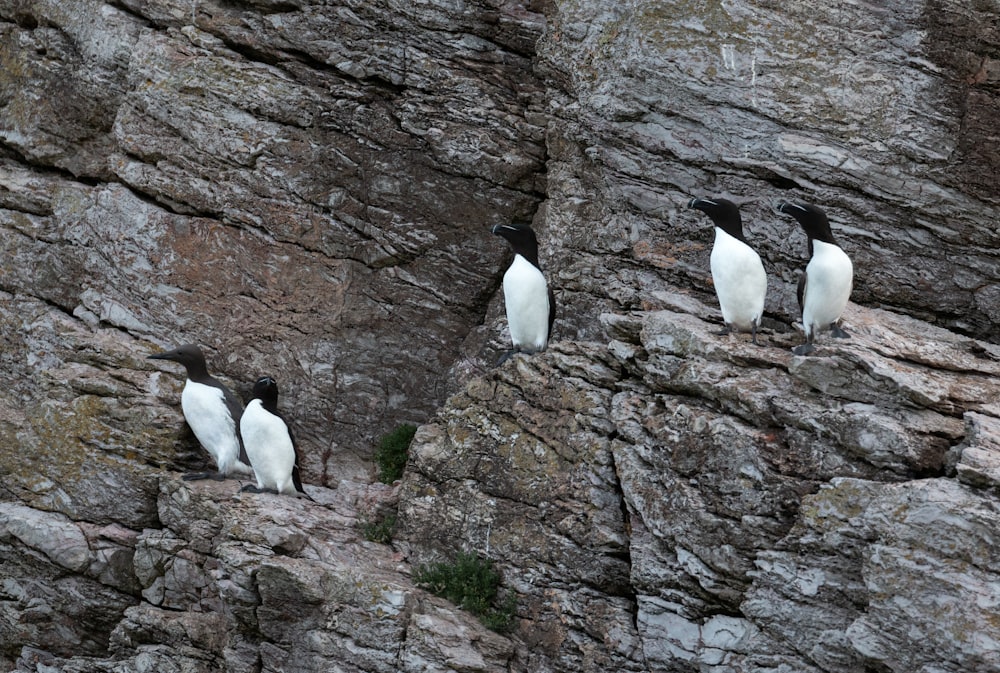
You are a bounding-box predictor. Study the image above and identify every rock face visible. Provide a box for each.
[1,0,547,487]
[2,0,1000,672]
[400,302,1000,672]
[537,0,1000,339]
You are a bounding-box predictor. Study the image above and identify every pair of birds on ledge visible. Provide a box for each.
[689,198,854,355]
[149,346,309,497]
[492,199,854,359]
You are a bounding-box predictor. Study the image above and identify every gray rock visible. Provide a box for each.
[0,0,547,489]
[399,297,1000,672]
[955,412,1000,492]
[537,0,1000,339]
[746,477,1000,673]
[2,0,1000,671]
[0,506,138,659]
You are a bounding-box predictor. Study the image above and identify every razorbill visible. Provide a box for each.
[239,376,309,498]
[148,344,254,480]
[777,201,854,356]
[491,222,555,362]
[688,197,768,345]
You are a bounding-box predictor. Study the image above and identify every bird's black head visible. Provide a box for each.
[777,201,837,249]
[148,344,208,378]
[492,222,541,268]
[688,197,746,242]
[250,376,279,411]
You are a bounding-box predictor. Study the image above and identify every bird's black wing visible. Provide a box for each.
[797,270,807,314]
[547,285,557,343]
[278,412,309,497]
[214,379,250,465]
[291,463,307,496]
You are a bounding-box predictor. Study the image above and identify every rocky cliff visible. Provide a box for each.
[2,0,999,672]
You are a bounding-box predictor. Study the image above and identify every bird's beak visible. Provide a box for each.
[777,201,807,214]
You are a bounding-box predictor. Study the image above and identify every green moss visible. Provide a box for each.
[413,552,517,634]
[374,424,417,484]
[360,512,396,545]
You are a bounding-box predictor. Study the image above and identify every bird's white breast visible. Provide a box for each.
[803,240,853,335]
[181,381,241,472]
[710,229,767,330]
[240,400,297,493]
[502,254,550,352]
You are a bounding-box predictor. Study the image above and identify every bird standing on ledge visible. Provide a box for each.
[688,197,768,345]
[492,222,556,363]
[148,344,254,480]
[778,201,854,356]
[240,376,310,498]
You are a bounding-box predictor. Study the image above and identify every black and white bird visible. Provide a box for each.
[491,222,555,361]
[688,197,768,345]
[239,376,309,498]
[148,344,254,480]
[777,201,854,356]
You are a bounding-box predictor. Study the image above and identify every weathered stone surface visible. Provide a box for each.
[2,476,513,672]
[398,342,638,670]
[0,504,139,661]
[2,0,1000,672]
[537,0,1000,339]
[954,412,1000,492]
[1,0,547,488]
[0,292,190,526]
[745,477,1000,673]
[400,296,1000,672]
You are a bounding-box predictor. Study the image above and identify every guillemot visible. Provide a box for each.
[148,344,254,480]
[777,201,854,356]
[491,222,555,362]
[688,197,768,345]
[239,376,309,498]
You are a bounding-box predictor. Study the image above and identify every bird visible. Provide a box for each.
[491,222,556,363]
[777,201,854,356]
[148,344,254,480]
[239,376,309,498]
[688,197,768,345]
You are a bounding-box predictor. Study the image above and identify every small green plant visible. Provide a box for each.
[360,512,397,544]
[413,551,517,633]
[375,423,417,484]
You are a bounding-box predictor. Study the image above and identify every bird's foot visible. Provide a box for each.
[830,324,850,339]
[495,349,519,367]
[182,471,225,481]
[715,325,732,337]
[792,343,816,356]
[240,484,278,494]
